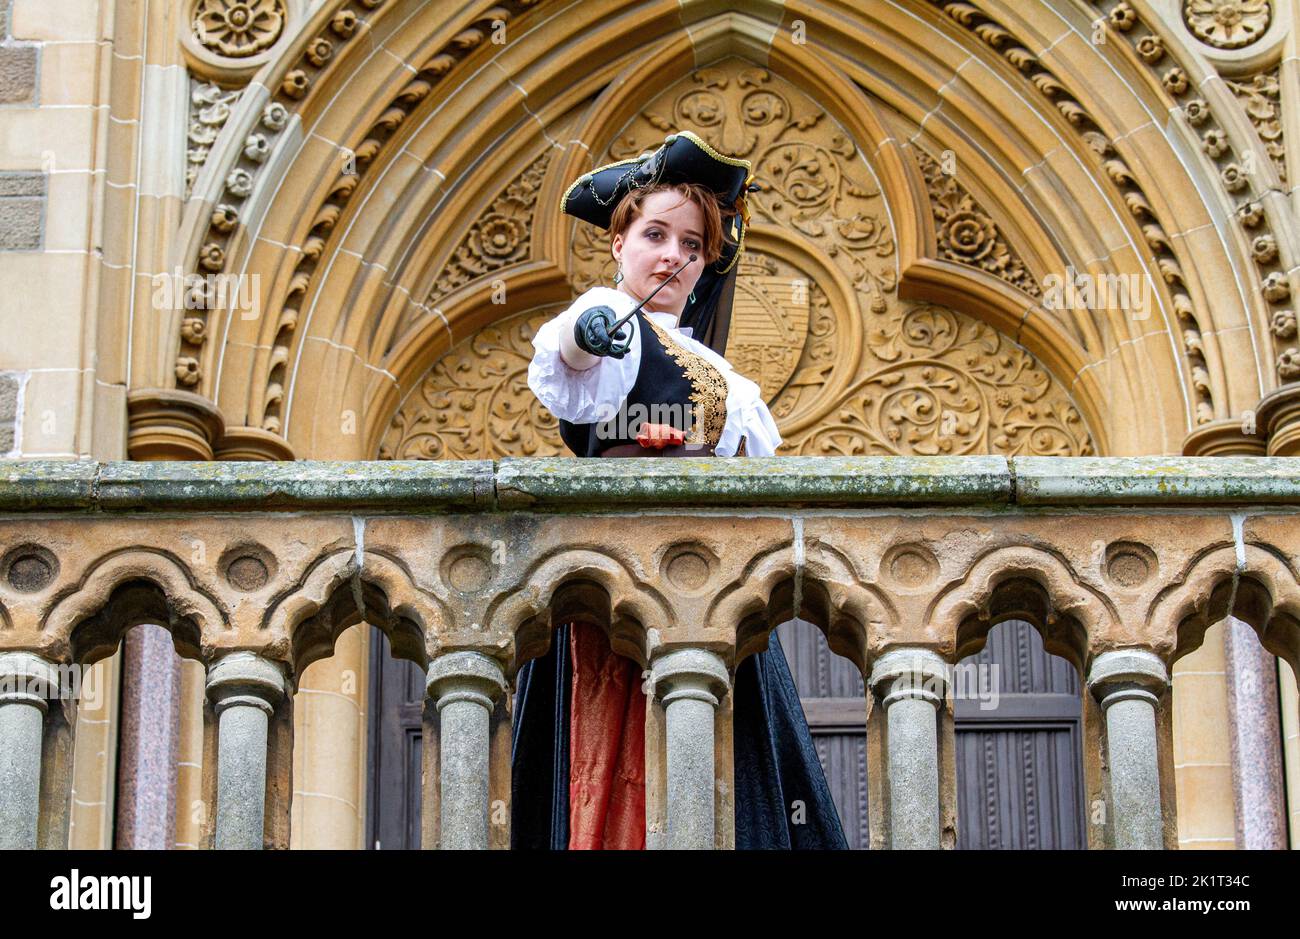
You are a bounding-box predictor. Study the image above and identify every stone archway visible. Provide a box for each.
[378,58,1096,461]
[131,1,1294,464]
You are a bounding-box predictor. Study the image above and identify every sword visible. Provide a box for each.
[574,254,699,357]
[607,254,698,335]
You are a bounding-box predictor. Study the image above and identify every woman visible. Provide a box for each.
[515,131,847,850]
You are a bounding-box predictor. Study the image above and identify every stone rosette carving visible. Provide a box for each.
[780,300,1094,457]
[427,151,552,305]
[916,150,1041,298]
[1182,0,1271,50]
[193,0,287,58]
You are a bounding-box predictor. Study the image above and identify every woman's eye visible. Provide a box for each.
[685,240,700,250]
[645,229,661,239]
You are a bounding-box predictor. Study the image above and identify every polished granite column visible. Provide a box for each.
[113,624,182,849]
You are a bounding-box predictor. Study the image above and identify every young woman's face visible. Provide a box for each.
[611,190,707,316]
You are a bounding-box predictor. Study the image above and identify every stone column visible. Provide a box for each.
[205,652,288,850]
[0,652,58,849]
[426,652,507,850]
[650,648,730,850]
[1181,420,1271,847]
[869,648,949,849]
[1088,649,1168,849]
[1223,617,1288,849]
[114,624,182,849]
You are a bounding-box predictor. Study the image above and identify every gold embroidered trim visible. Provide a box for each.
[642,314,728,447]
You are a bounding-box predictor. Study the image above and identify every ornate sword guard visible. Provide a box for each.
[576,304,635,357]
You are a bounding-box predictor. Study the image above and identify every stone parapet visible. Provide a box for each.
[0,455,1295,850]
[3,455,1300,513]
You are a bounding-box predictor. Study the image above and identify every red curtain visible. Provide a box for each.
[566,621,646,849]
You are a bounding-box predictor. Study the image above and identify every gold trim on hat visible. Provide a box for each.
[559,157,642,217]
[718,214,745,273]
[560,131,751,218]
[673,129,752,169]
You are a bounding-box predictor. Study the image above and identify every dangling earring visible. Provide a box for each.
[613,263,624,286]
[689,287,696,303]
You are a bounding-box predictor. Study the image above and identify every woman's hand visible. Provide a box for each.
[558,288,636,371]
[636,422,685,448]
[573,306,632,358]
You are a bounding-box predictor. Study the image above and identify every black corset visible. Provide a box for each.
[558,310,717,458]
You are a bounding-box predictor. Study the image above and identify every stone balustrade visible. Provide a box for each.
[0,456,1297,850]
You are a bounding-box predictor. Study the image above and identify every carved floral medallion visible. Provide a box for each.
[193,0,287,58]
[1182,0,1271,50]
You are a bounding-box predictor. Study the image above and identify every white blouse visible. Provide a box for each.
[527,286,783,457]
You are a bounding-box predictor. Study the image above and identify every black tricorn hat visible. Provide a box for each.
[562,130,759,354]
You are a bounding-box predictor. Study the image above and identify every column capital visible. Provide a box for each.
[651,648,729,708]
[1087,649,1168,708]
[126,388,225,461]
[205,652,288,717]
[214,425,296,461]
[1181,417,1267,456]
[1256,383,1300,456]
[869,648,949,708]
[426,651,507,712]
[0,651,60,712]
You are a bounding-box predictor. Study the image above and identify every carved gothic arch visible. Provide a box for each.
[134,0,1293,462]
[1149,541,1300,675]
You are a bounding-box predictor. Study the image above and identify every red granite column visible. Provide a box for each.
[113,624,182,849]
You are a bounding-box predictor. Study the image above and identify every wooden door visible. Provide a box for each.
[953,619,1087,849]
[365,627,425,850]
[777,617,1086,849]
[775,618,871,848]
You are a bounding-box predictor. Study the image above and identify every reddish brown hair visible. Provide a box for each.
[608,182,735,265]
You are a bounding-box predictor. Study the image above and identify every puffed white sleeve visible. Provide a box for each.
[526,286,642,424]
[716,369,783,457]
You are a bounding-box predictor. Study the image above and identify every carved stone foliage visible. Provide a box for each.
[568,60,897,314]
[193,0,287,58]
[427,151,552,306]
[915,150,1041,298]
[187,81,243,198]
[1224,68,1286,182]
[776,297,1093,457]
[1182,0,1271,49]
[380,309,567,460]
